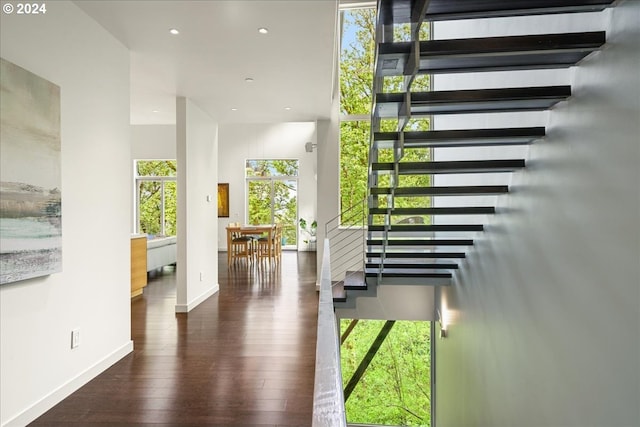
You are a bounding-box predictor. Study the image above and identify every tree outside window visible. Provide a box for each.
[340,8,431,226]
[136,160,177,237]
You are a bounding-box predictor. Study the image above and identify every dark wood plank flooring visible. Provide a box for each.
[31,252,318,426]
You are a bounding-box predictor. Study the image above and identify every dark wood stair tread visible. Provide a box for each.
[373,127,545,148]
[426,0,616,21]
[370,185,509,196]
[378,0,616,24]
[371,159,525,174]
[374,85,571,118]
[343,271,367,290]
[368,224,484,232]
[365,269,453,278]
[367,251,466,259]
[369,206,495,215]
[368,238,473,246]
[331,281,347,303]
[366,262,459,269]
[377,32,605,76]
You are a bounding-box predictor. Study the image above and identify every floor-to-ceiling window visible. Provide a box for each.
[338,4,433,425]
[339,6,432,226]
[246,159,298,248]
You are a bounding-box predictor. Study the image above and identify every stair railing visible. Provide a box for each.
[369,0,429,284]
[324,198,367,286]
[312,238,347,426]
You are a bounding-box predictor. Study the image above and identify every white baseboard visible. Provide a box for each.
[175,283,219,313]
[3,341,134,427]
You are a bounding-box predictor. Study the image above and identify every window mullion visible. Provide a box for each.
[161,181,166,235]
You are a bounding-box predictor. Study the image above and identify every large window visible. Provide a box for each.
[339,7,432,225]
[339,8,375,224]
[246,160,298,247]
[135,160,177,237]
[340,319,432,426]
[338,5,433,426]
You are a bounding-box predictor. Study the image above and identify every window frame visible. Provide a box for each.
[134,159,177,237]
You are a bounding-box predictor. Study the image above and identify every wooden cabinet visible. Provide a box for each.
[131,235,147,298]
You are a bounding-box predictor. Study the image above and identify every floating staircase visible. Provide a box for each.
[333,0,613,307]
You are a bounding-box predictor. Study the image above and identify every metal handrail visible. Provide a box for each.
[312,239,347,426]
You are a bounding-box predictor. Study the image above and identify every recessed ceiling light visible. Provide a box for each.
[258,27,269,34]
[231,108,238,111]
[245,77,254,83]
[169,28,180,35]
[284,107,291,111]
[152,110,160,113]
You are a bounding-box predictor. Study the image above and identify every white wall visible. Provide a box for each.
[175,97,219,312]
[217,122,318,251]
[0,2,132,426]
[434,4,640,426]
[336,284,436,320]
[317,113,340,273]
[316,19,341,277]
[131,124,177,160]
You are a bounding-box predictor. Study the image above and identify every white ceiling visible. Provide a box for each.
[75,0,339,125]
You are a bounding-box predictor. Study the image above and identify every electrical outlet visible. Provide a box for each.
[71,329,80,349]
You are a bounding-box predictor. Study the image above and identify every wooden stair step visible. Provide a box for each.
[373,127,545,149]
[370,185,509,196]
[369,206,495,215]
[425,0,616,21]
[365,269,453,279]
[332,281,347,303]
[367,251,466,259]
[378,0,616,24]
[374,85,571,118]
[366,262,459,270]
[372,159,525,175]
[377,32,605,76]
[368,239,473,246]
[343,271,367,291]
[368,224,484,232]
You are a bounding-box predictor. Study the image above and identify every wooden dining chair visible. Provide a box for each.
[256,224,277,266]
[227,224,252,267]
[274,223,283,263]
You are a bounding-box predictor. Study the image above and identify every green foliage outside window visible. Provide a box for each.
[340,9,432,226]
[246,160,298,246]
[341,320,432,426]
[246,159,299,177]
[339,7,433,427]
[137,160,176,236]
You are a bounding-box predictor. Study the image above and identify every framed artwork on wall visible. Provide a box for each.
[0,58,62,285]
[218,183,229,217]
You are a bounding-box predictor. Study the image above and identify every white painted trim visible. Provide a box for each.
[339,1,375,11]
[175,284,219,313]
[2,341,134,427]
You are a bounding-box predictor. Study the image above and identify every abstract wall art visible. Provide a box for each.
[0,58,62,285]
[218,183,229,218]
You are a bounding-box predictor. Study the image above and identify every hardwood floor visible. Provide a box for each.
[31,252,319,426]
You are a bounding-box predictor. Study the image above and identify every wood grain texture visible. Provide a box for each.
[31,251,319,426]
[130,236,147,298]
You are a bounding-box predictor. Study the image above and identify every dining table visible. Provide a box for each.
[226,224,275,265]
[226,224,274,237]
